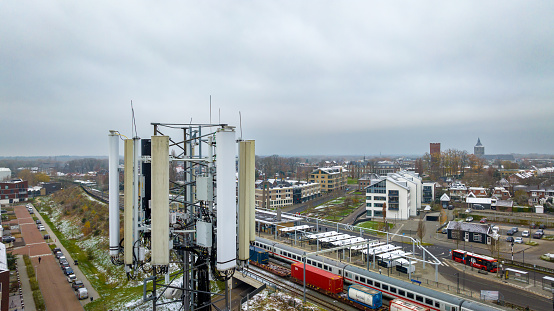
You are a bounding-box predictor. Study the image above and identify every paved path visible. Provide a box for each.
[15,255,35,311]
[340,204,367,225]
[10,205,84,311]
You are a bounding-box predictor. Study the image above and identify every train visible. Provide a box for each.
[390,298,430,311]
[348,284,383,309]
[253,236,504,311]
[291,262,344,294]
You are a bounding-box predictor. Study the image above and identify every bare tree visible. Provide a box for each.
[452,221,462,249]
[417,215,426,243]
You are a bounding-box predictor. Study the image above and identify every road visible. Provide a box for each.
[10,205,84,310]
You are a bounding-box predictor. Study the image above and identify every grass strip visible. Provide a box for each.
[23,254,46,311]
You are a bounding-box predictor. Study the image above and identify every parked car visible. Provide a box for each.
[530,223,537,229]
[465,208,472,213]
[522,230,530,237]
[63,267,74,276]
[473,204,484,210]
[35,219,41,225]
[511,227,519,233]
[539,224,547,229]
[60,262,70,270]
[465,216,473,222]
[0,210,7,214]
[480,218,487,223]
[533,230,544,239]
[514,237,524,244]
[55,252,63,259]
[52,247,61,254]
[448,205,454,210]
[43,234,50,240]
[38,225,45,231]
[506,236,514,242]
[76,287,88,300]
[506,229,515,236]
[67,274,76,283]
[72,280,85,291]
[2,236,15,243]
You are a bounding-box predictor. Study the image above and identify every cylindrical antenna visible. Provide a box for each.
[239,111,243,140]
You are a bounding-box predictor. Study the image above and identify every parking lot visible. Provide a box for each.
[7,204,95,310]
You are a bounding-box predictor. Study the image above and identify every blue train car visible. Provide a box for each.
[347,284,382,309]
[249,245,269,265]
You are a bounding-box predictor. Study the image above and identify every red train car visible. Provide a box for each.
[290,262,343,294]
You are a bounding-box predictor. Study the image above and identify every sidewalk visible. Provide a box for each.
[16,255,36,311]
[31,203,100,306]
[447,258,552,300]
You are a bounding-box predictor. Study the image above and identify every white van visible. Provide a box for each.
[76,287,88,300]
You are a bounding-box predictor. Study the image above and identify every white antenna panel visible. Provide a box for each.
[215,129,237,270]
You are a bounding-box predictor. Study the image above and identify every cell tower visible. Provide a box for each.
[108,122,255,310]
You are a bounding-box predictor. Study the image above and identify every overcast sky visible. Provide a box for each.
[1,1,553,157]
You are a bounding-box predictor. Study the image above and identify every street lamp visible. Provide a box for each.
[455,272,460,294]
[511,241,514,261]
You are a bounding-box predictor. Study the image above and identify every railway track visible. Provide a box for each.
[245,265,351,311]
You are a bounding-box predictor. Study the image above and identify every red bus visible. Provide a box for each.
[451,249,498,272]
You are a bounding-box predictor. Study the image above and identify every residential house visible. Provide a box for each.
[446,221,493,245]
[449,182,468,202]
[468,187,487,197]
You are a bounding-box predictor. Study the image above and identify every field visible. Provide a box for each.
[302,196,364,222]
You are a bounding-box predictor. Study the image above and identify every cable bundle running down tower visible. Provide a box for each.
[108,122,255,311]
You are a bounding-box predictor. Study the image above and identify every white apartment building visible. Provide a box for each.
[365,171,422,220]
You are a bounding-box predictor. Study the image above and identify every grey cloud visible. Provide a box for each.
[1,1,553,156]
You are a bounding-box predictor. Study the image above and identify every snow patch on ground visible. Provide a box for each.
[241,290,320,311]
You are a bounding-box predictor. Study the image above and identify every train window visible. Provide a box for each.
[407,292,414,299]
[307,260,312,265]
[318,263,322,268]
[324,265,328,270]
[345,272,350,278]
[382,284,388,291]
[451,307,457,311]
[416,295,423,302]
[374,282,380,288]
[390,286,396,293]
[426,298,433,305]
[360,277,366,283]
[367,279,373,285]
[398,289,405,296]
[355,276,359,281]
[435,302,440,308]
